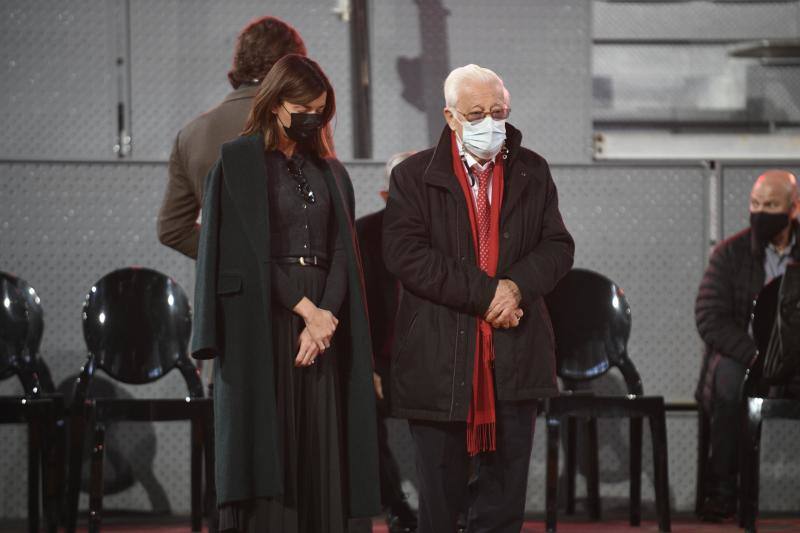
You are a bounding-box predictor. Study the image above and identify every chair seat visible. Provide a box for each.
[547,394,665,418]
[88,397,212,423]
[0,396,57,423]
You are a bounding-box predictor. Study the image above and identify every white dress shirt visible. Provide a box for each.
[456,137,493,208]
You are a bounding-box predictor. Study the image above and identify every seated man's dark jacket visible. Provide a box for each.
[382,124,575,422]
[695,222,800,398]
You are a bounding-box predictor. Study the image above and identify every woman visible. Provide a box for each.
[191,54,379,533]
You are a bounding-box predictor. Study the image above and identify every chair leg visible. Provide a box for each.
[740,398,763,533]
[88,422,106,533]
[629,416,643,527]
[648,409,671,532]
[190,418,202,532]
[51,416,67,533]
[546,416,561,533]
[696,408,710,517]
[43,406,64,533]
[27,415,41,533]
[565,416,577,515]
[203,407,218,530]
[65,409,87,533]
[586,417,600,520]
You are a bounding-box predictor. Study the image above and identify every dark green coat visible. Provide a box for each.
[191,134,380,517]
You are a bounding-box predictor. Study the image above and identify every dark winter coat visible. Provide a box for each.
[695,223,800,367]
[382,124,575,422]
[191,134,380,517]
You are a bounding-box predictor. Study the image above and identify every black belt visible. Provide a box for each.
[274,256,329,269]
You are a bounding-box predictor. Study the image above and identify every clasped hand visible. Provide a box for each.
[485,279,523,329]
[293,297,339,367]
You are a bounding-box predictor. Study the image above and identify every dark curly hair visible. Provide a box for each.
[228,16,307,89]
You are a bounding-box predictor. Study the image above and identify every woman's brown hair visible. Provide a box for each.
[242,54,336,159]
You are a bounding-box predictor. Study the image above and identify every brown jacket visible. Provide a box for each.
[157,85,258,258]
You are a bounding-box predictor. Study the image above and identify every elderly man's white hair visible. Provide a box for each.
[443,64,506,109]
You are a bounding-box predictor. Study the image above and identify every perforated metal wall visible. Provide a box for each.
[0,0,120,160]
[0,161,195,516]
[370,0,593,164]
[594,1,800,41]
[3,0,800,521]
[128,0,354,161]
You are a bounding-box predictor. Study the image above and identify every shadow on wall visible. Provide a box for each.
[397,0,451,146]
[58,374,170,513]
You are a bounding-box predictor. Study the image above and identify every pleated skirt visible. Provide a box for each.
[219,264,347,533]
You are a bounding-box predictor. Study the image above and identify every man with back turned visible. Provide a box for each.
[157,16,306,258]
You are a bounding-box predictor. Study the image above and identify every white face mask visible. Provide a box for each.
[456,114,506,161]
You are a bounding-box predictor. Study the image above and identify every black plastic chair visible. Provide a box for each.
[739,268,800,533]
[0,271,62,533]
[65,267,213,533]
[543,268,671,532]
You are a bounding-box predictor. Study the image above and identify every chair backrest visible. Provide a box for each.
[545,268,642,395]
[0,271,44,392]
[746,274,782,395]
[81,267,195,389]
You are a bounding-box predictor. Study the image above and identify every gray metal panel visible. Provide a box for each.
[0,1,119,160]
[722,164,800,237]
[343,161,386,219]
[371,0,593,164]
[552,164,707,400]
[129,0,353,161]
[594,1,800,41]
[0,161,195,515]
[594,44,800,123]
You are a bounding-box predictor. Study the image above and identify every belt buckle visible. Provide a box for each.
[299,257,306,266]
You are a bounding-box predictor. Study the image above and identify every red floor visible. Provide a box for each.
[4,515,800,532]
[51,517,799,533]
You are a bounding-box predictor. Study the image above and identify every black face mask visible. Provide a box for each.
[750,211,791,246]
[282,106,323,143]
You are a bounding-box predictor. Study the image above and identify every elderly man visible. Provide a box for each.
[695,169,800,521]
[383,64,574,533]
[157,16,306,258]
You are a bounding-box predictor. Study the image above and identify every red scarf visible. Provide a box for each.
[450,131,504,455]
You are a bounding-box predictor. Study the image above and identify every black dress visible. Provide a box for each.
[218,150,348,533]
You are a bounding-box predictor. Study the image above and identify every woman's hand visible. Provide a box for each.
[293,297,339,349]
[373,372,384,400]
[295,327,320,367]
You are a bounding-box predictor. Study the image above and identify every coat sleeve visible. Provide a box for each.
[157,133,201,259]
[319,159,354,315]
[501,163,575,304]
[191,159,223,360]
[695,242,757,366]
[382,163,498,317]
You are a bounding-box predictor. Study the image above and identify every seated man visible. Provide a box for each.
[695,169,800,521]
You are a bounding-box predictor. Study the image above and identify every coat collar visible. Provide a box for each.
[422,123,530,221]
[222,84,258,104]
[220,134,270,264]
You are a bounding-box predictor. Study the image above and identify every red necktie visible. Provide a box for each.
[472,163,493,271]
